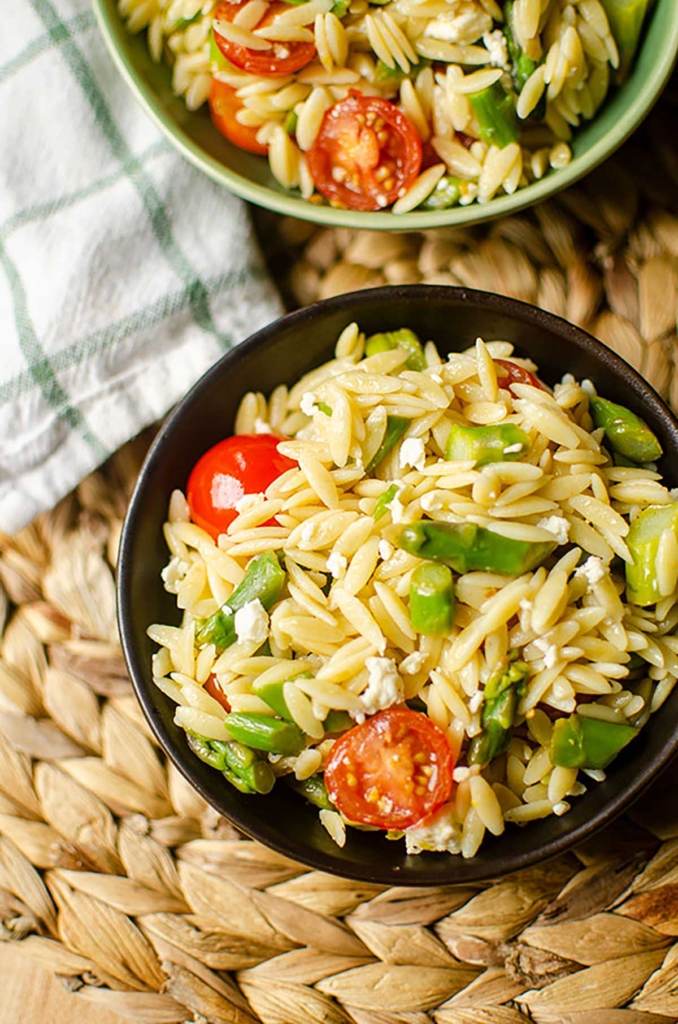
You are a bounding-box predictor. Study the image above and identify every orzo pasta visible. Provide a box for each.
[119,0,650,211]
[149,323,677,857]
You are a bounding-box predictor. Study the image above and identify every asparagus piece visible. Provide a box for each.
[599,0,650,83]
[550,713,638,770]
[468,655,530,764]
[588,396,662,464]
[365,328,427,371]
[286,774,335,810]
[409,561,456,635]
[225,711,306,755]
[468,82,520,148]
[397,521,556,575]
[196,551,285,650]
[186,733,276,794]
[445,422,530,467]
[626,502,678,606]
[365,416,410,473]
[373,483,400,522]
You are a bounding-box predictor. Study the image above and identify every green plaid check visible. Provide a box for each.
[0,0,282,533]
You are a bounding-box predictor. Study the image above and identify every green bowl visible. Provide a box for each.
[94,0,678,231]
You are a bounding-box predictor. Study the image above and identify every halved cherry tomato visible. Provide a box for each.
[324,708,454,830]
[204,673,231,711]
[209,78,268,155]
[187,434,296,540]
[495,359,544,392]
[212,0,316,77]
[307,92,423,212]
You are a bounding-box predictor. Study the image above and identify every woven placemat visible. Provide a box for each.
[2,95,678,1024]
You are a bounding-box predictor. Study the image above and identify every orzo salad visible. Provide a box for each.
[149,324,678,858]
[119,0,650,211]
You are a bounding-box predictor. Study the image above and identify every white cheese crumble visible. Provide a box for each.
[351,657,405,723]
[300,391,317,417]
[399,436,427,472]
[390,495,406,524]
[400,650,427,675]
[378,539,394,562]
[254,418,272,434]
[327,550,348,579]
[537,515,571,545]
[234,599,269,645]
[424,9,491,44]
[483,28,509,68]
[301,522,316,545]
[575,555,606,588]
[234,492,264,513]
[421,492,443,513]
[405,803,462,855]
[452,766,471,783]
[534,637,560,669]
[161,556,189,593]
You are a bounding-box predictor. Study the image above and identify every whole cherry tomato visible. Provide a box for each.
[186,434,296,539]
[212,0,316,77]
[209,79,268,155]
[494,359,544,392]
[307,92,423,212]
[324,708,454,830]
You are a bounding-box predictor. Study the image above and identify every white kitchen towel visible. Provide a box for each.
[0,0,283,534]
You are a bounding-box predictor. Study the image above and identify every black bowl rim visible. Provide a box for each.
[118,284,678,884]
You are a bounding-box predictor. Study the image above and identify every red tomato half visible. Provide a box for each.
[307,92,423,212]
[495,359,544,392]
[213,0,316,77]
[187,434,296,539]
[324,709,454,830]
[209,79,268,155]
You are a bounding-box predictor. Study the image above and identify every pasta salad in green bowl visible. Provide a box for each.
[96,0,678,226]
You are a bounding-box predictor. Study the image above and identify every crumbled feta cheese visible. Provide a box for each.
[400,437,427,472]
[405,802,462,855]
[378,539,394,562]
[534,637,560,669]
[537,515,571,545]
[483,28,509,68]
[161,556,189,593]
[300,391,317,417]
[575,556,606,588]
[421,492,443,513]
[520,598,533,613]
[254,418,272,434]
[211,472,244,510]
[389,495,406,524]
[327,551,348,579]
[452,766,471,783]
[424,8,491,44]
[234,492,264,513]
[351,657,405,723]
[400,650,427,675]
[468,691,484,714]
[234,599,269,645]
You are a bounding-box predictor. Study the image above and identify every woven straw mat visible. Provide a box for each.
[2,94,678,1024]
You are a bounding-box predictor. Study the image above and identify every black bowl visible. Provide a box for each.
[117,285,678,885]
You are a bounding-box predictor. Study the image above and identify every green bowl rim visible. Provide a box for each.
[93,0,678,230]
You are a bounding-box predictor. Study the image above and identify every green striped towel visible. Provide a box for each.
[0,0,283,535]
